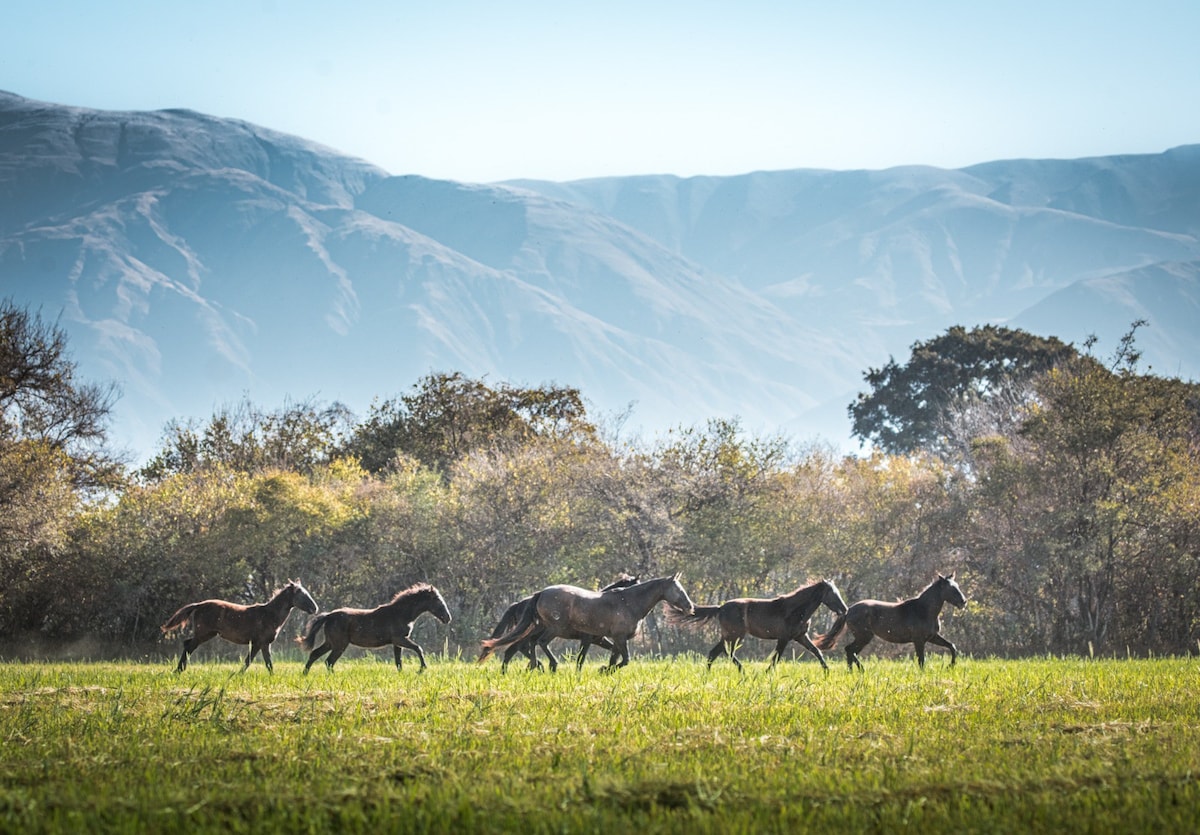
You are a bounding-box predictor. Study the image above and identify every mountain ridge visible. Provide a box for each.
[2,91,1197,461]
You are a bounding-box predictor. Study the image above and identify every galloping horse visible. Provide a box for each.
[299,583,452,673]
[161,579,318,673]
[485,575,639,673]
[479,574,695,672]
[815,573,967,669]
[671,579,848,672]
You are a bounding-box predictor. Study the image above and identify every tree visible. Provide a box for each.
[0,300,123,636]
[340,372,597,475]
[849,325,1075,455]
[0,299,123,489]
[140,396,353,480]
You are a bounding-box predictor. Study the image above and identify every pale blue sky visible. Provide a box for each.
[5,1,1199,182]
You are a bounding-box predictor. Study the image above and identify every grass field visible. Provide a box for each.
[0,652,1197,833]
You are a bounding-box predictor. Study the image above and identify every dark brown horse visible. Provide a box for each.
[485,575,639,673]
[299,583,452,673]
[479,574,695,672]
[161,579,319,673]
[815,573,967,669]
[670,580,848,672]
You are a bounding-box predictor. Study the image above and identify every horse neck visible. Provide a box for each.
[783,584,822,618]
[263,587,297,620]
[621,577,674,613]
[916,583,947,617]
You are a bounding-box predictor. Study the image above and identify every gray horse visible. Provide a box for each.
[480,574,695,672]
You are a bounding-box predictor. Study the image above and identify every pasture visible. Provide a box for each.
[0,655,1197,833]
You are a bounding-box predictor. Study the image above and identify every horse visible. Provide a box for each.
[670,579,848,672]
[299,583,452,674]
[815,572,967,670]
[479,574,695,672]
[160,579,318,673]
[485,574,639,673]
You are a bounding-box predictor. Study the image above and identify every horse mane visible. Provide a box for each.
[778,579,824,598]
[389,582,436,603]
[266,580,301,601]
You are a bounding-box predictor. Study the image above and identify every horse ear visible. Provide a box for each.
[948,571,956,580]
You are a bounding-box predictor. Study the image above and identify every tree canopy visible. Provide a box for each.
[849,325,1077,454]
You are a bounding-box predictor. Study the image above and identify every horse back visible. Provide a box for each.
[719,597,792,640]
[536,585,616,637]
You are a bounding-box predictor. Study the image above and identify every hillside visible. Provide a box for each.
[2,91,1197,460]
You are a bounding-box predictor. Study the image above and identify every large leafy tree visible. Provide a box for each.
[0,299,122,486]
[849,325,1075,455]
[0,300,123,634]
[341,371,597,475]
[140,396,353,480]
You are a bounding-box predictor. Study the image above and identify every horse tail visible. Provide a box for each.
[490,598,531,641]
[666,604,720,627]
[297,612,330,651]
[479,593,542,663]
[160,602,202,635]
[814,613,848,651]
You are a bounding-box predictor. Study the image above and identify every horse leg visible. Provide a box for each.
[914,640,926,668]
[177,630,216,673]
[927,634,958,666]
[541,640,560,673]
[261,642,274,674]
[515,638,540,671]
[796,633,829,670]
[705,640,727,670]
[727,641,745,675]
[499,642,519,673]
[602,638,629,673]
[395,637,427,671]
[241,642,262,673]
[304,642,332,674]
[575,639,591,672]
[845,632,872,671]
[324,643,347,671]
[767,639,790,670]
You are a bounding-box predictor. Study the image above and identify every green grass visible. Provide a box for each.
[0,654,1197,833]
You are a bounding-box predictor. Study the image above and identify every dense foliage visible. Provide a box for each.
[2,303,1198,659]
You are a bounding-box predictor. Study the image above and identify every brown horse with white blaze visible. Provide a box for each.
[670,579,848,672]
[161,579,319,673]
[815,573,967,670]
[299,583,452,673]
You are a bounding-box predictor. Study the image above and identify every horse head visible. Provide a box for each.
[822,579,849,615]
[665,573,695,615]
[289,580,319,615]
[938,573,967,609]
[427,585,453,624]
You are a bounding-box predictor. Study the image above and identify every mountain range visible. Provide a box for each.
[2,90,1198,462]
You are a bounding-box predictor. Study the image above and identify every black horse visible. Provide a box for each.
[299,583,452,673]
[671,580,848,672]
[815,573,967,669]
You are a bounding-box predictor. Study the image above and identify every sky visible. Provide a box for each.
[4,1,1199,183]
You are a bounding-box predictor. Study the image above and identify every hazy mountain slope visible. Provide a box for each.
[3,90,1197,462]
[508,152,1200,355]
[1,93,855,457]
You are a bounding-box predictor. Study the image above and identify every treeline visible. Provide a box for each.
[2,299,1198,659]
